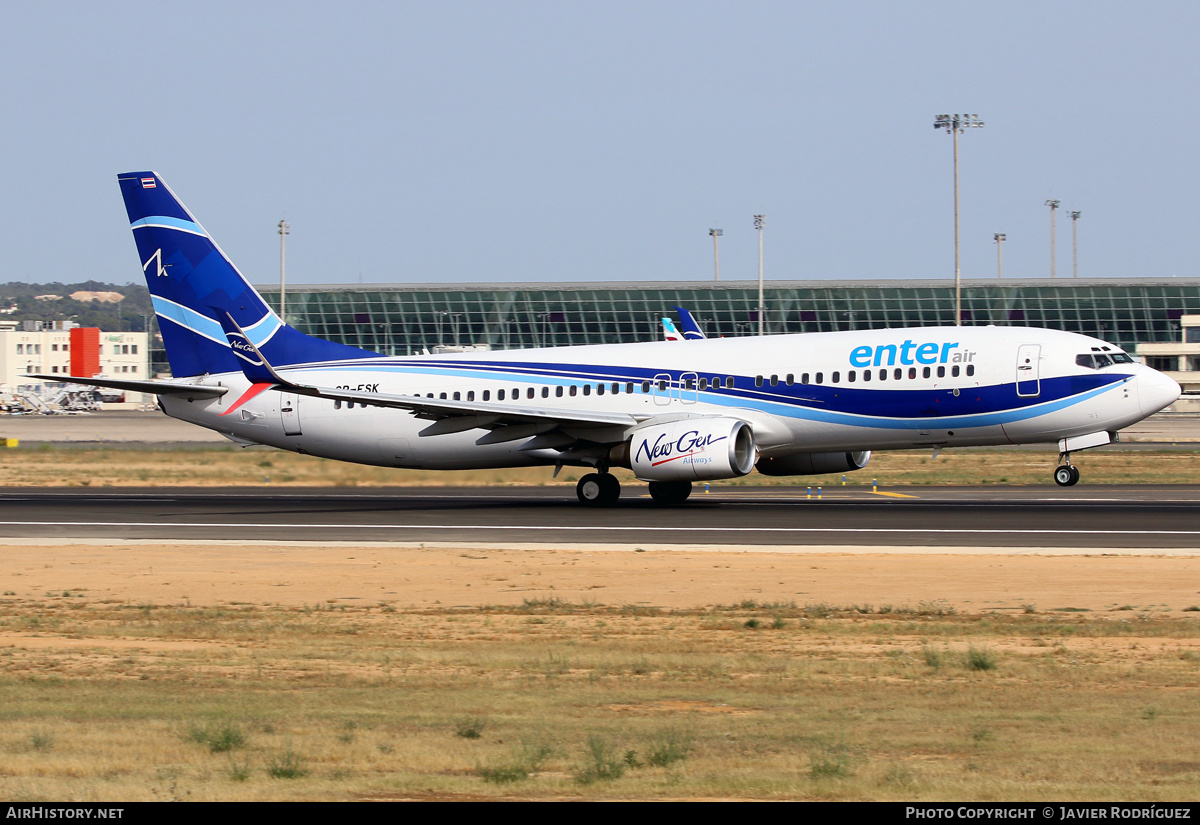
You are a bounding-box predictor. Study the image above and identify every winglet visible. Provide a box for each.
[662,317,683,342]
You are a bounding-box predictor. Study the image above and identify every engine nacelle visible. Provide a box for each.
[756,451,871,477]
[628,418,756,481]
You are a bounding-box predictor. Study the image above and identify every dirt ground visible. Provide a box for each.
[4,541,1198,617]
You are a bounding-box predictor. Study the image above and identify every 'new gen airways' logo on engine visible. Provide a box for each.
[636,430,727,466]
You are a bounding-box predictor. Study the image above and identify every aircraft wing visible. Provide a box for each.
[28,374,228,399]
[215,312,648,442]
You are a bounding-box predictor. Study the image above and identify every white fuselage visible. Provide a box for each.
[161,325,1179,472]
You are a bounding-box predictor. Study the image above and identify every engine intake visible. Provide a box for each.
[756,451,871,477]
[628,418,756,481]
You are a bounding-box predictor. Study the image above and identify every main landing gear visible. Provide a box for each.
[576,472,621,505]
[1054,455,1081,487]
[575,474,695,506]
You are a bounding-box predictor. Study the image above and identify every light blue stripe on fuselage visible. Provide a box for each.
[131,216,207,236]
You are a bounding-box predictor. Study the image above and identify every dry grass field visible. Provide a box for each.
[0,443,1199,487]
[2,545,1200,801]
[2,445,1200,800]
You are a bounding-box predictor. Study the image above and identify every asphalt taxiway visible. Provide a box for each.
[1,485,1198,550]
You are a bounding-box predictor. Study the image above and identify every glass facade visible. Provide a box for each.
[257,279,1200,356]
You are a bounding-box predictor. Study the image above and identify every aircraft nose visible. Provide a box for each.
[1138,366,1181,416]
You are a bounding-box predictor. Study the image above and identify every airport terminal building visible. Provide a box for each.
[258,277,1200,358]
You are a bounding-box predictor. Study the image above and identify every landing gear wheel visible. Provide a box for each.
[1053,465,1080,487]
[577,473,620,505]
[648,480,693,505]
[598,473,621,502]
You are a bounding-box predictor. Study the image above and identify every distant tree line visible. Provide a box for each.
[0,281,153,331]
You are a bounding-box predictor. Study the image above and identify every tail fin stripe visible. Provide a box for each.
[152,296,227,346]
[131,216,207,236]
[243,312,283,343]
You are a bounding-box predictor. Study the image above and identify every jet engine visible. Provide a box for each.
[625,418,756,481]
[756,451,871,477]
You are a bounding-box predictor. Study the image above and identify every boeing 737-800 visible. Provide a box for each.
[37,172,1182,505]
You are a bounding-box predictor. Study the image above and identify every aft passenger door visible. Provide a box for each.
[1015,345,1041,398]
[280,393,302,435]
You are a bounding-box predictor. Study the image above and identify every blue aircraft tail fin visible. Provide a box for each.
[119,172,379,378]
[673,307,707,340]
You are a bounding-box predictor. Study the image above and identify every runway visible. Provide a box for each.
[2,485,1199,549]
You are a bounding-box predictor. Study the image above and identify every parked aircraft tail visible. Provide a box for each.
[118,172,378,377]
[673,306,707,340]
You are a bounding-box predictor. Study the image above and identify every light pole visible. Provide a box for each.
[934,113,984,325]
[1069,211,1081,278]
[1045,199,1060,278]
[277,220,290,319]
[754,214,765,335]
[994,233,1006,279]
[709,228,722,281]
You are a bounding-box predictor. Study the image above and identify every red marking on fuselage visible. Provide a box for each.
[219,382,275,416]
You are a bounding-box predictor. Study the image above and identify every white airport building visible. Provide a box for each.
[0,320,150,407]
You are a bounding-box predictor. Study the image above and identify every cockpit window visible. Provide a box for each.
[1078,352,1133,369]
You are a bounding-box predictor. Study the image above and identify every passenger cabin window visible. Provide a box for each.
[583,384,591,396]
[527,387,535,399]
[908,368,916,379]
[642,381,651,393]
[966,364,975,376]
[556,386,564,397]
[785,374,794,385]
[801,373,810,384]
[815,372,824,384]
[626,382,635,393]
[498,389,505,400]
[937,366,946,378]
[725,377,734,389]
[570,386,578,396]
[541,387,549,398]
[755,375,763,387]
[699,378,708,390]
[483,390,491,401]
[769,375,778,386]
[951,365,960,377]
[922,367,931,378]
[468,391,475,401]
[832,371,840,383]
[848,370,856,383]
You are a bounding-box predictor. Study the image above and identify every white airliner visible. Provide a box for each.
[38,172,1181,505]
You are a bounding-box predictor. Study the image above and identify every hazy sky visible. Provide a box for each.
[1,1,1196,288]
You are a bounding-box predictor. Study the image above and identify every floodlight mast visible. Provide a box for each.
[1068,211,1081,278]
[753,215,765,335]
[1045,199,1061,278]
[277,220,290,320]
[933,113,984,326]
[709,228,723,281]
[994,233,1006,279]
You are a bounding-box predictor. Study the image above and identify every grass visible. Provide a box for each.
[3,599,1200,800]
[2,444,1200,487]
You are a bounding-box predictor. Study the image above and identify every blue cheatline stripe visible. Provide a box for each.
[152,297,282,349]
[281,360,1123,432]
[131,216,206,236]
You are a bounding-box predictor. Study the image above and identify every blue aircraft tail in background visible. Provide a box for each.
[673,307,707,340]
[119,172,379,378]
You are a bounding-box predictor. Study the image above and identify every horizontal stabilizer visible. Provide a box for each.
[28,374,228,399]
